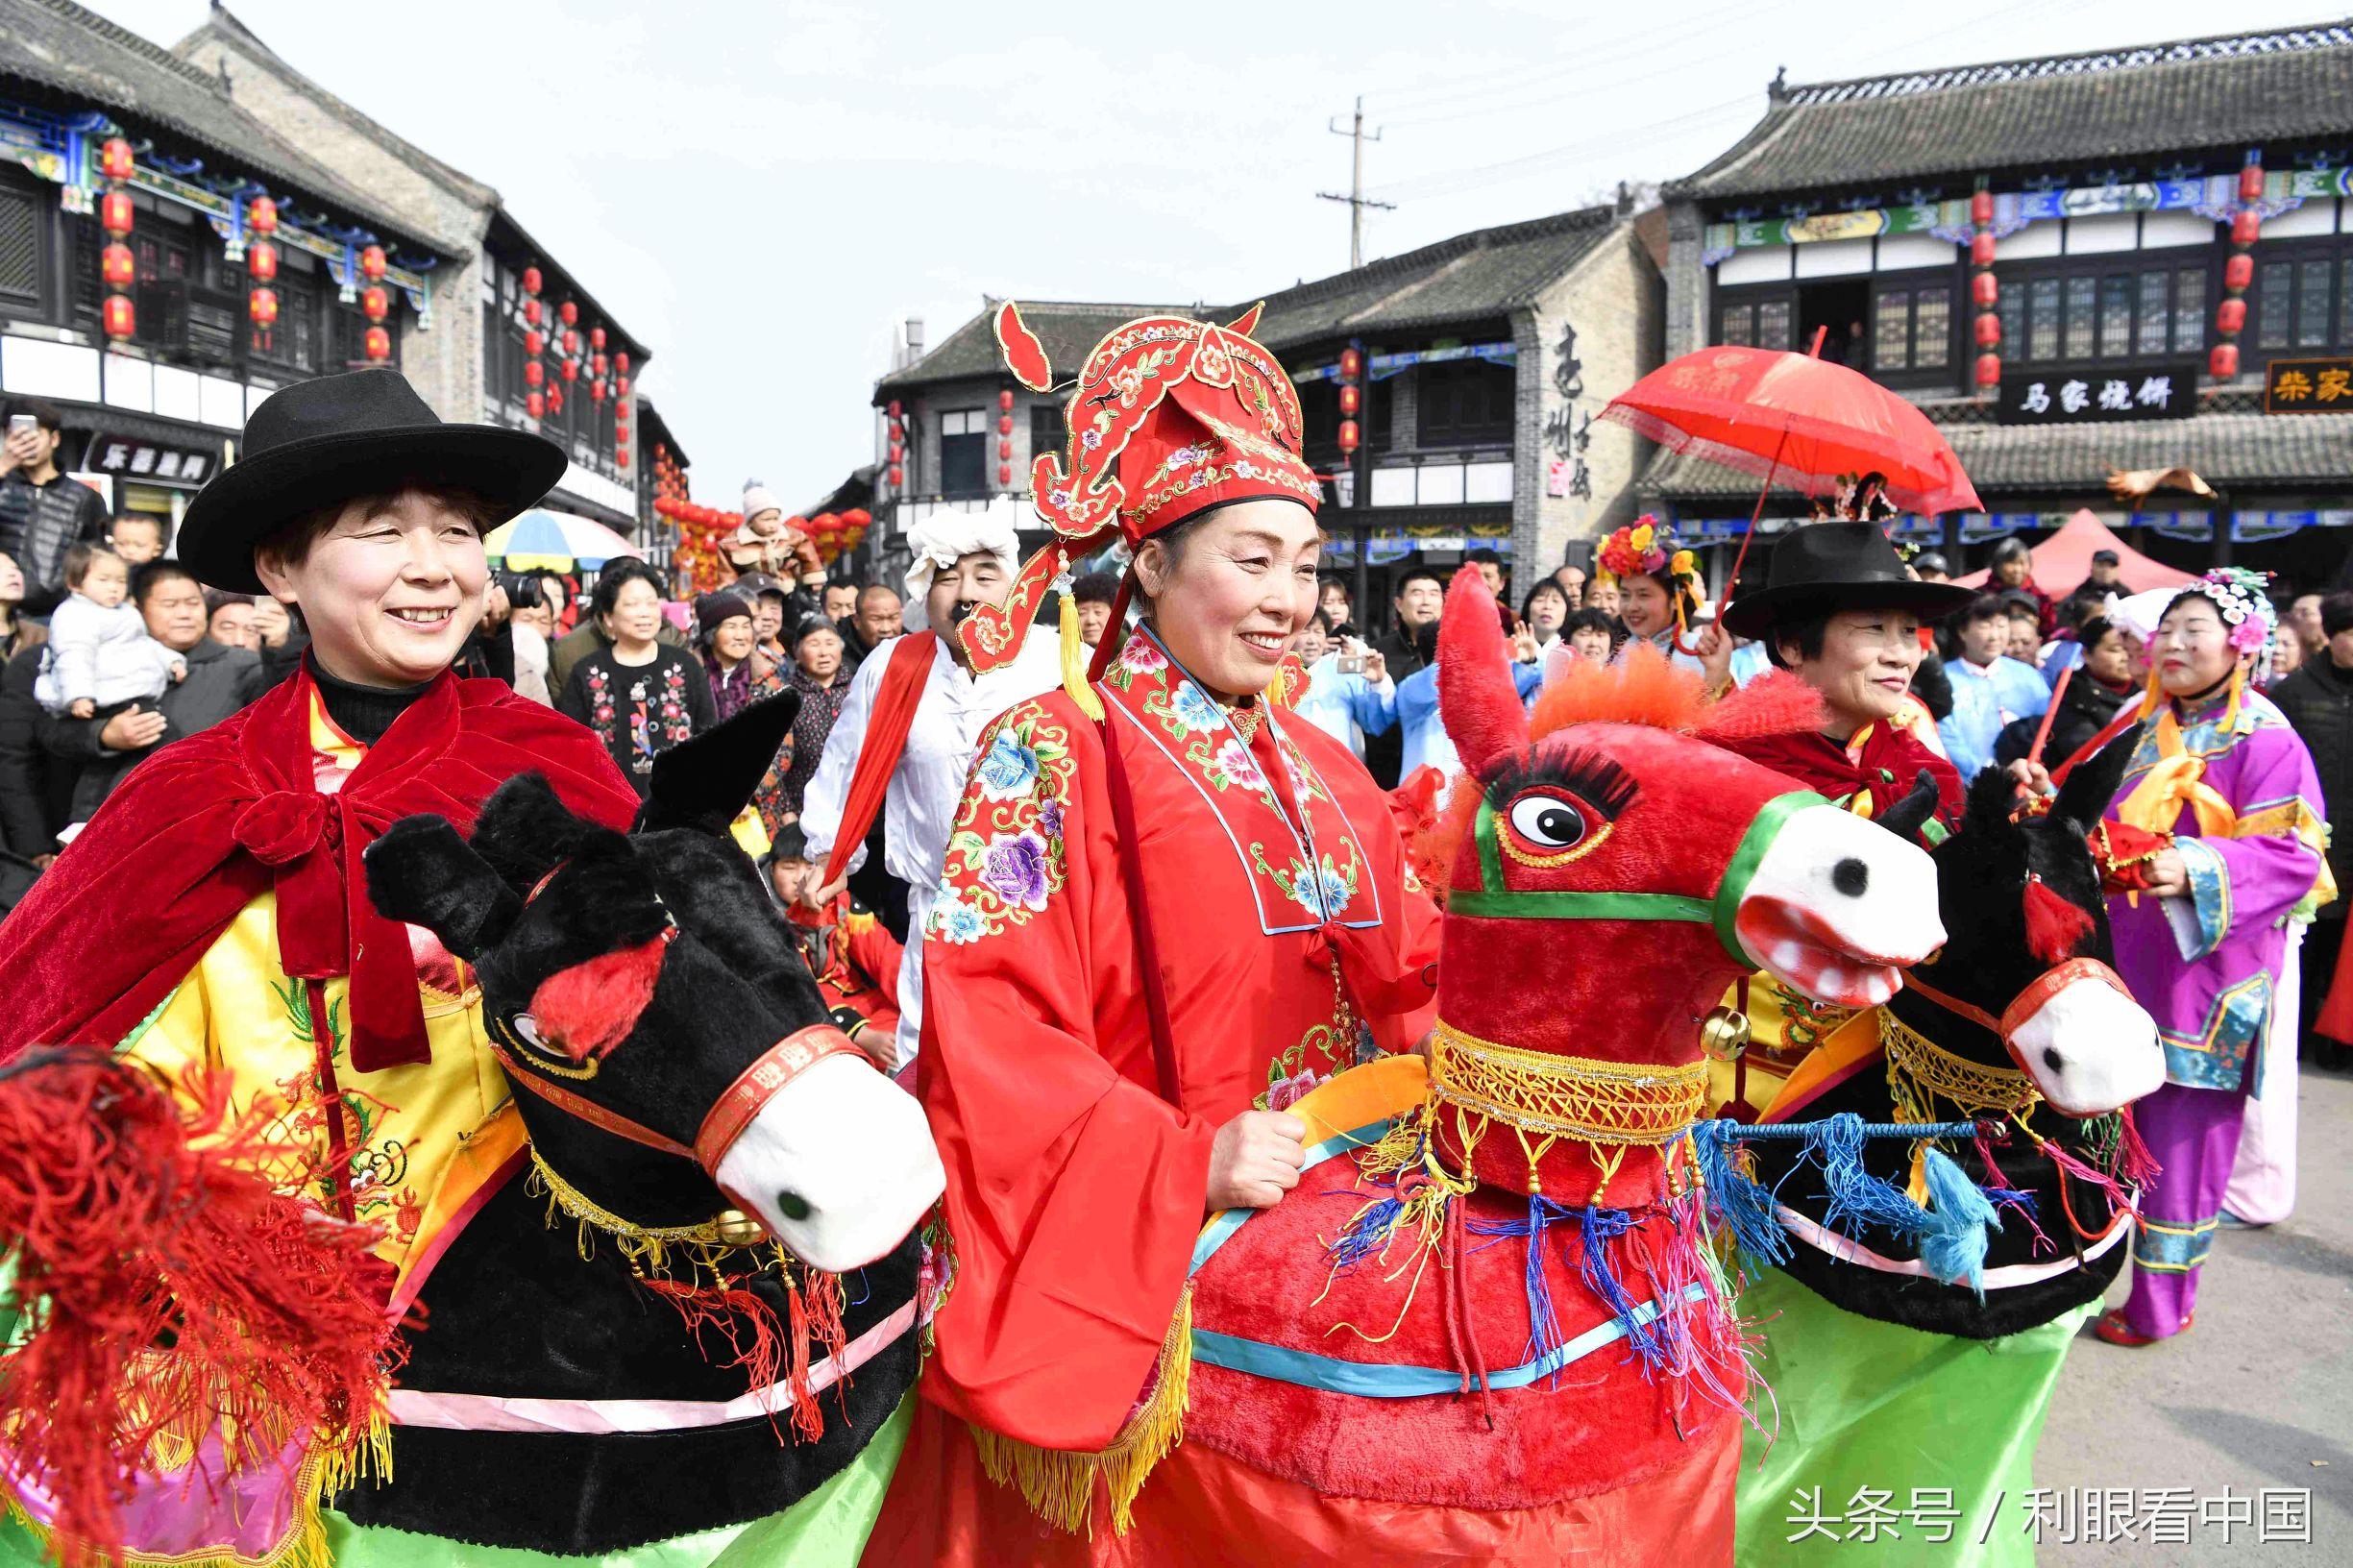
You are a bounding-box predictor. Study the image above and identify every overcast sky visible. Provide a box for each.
[86,0,2351,507]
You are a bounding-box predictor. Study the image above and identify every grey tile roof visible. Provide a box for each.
[1250,205,1625,351]
[0,0,441,253]
[1639,411,2353,502]
[875,301,1189,394]
[1673,23,2353,204]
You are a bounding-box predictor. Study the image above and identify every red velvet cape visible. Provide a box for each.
[1719,721,1962,841]
[0,667,637,1068]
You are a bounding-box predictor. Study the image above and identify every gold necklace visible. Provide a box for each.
[1428,1018,1709,1191]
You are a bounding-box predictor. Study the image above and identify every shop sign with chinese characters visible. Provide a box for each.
[1997,365,2196,426]
[86,435,218,487]
[2262,356,2353,413]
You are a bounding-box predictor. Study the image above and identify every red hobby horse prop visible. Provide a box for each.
[1003,571,1949,1563]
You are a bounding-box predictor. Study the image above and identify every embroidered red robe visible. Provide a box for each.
[914,627,1441,1452]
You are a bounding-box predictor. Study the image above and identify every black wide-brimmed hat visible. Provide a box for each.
[1717,521,1976,641]
[177,369,566,594]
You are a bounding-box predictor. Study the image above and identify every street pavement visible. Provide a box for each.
[2033,1059,2351,1563]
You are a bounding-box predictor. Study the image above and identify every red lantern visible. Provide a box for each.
[523,360,544,387]
[560,358,578,381]
[100,190,134,235]
[1974,352,2001,388]
[525,330,544,356]
[887,417,903,440]
[524,297,543,326]
[559,301,578,326]
[617,377,630,397]
[592,353,607,377]
[1338,348,1362,380]
[522,266,543,296]
[1971,271,1999,307]
[998,389,1016,411]
[590,380,606,404]
[887,399,901,418]
[102,295,135,340]
[2224,253,2254,292]
[996,414,1013,436]
[590,326,606,351]
[1970,232,1998,267]
[888,442,904,463]
[2209,342,2241,380]
[1338,383,1360,415]
[888,464,904,486]
[998,438,1013,460]
[101,242,135,288]
[360,285,389,322]
[359,245,388,282]
[997,464,1013,487]
[615,352,629,374]
[1970,189,1995,226]
[2239,164,2266,203]
[1973,312,2001,347]
[247,241,278,282]
[248,287,278,328]
[247,197,277,235]
[363,326,391,361]
[616,449,630,469]
[1337,419,1360,453]
[2216,297,2247,334]
[526,390,545,420]
[2230,208,2261,247]
[99,137,135,183]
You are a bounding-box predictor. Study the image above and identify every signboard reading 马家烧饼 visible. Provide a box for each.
[1996,366,2195,427]
[2263,357,2353,413]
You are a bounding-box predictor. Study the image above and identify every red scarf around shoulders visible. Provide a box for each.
[1721,721,1962,840]
[0,667,637,1070]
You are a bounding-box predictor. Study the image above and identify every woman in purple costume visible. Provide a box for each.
[2096,568,2333,1346]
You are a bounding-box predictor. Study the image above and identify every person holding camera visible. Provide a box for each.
[0,400,109,617]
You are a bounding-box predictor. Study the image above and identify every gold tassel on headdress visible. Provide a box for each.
[972,1286,1193,1537]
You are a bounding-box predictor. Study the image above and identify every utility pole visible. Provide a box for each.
[1318,96,1394,271]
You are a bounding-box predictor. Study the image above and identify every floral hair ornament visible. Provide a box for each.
[1596,515,1704,653]
[961,303,1323,719]
[2142,566,2277,726]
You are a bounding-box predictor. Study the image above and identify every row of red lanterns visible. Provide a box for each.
[884,399,905,491]
[997,386,1015,488]
[1968,186,2000,390]
[2209,161,2267,382]
[98,138,135,340]
[1336,346,1363,454]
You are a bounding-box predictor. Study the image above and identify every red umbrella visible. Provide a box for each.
[1602,341,1981,517]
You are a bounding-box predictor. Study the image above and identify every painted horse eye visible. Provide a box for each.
[1508,795,1586,850]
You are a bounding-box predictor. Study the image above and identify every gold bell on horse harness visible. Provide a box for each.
[1699,1007,1751,1063]
[712,1208,769,1247]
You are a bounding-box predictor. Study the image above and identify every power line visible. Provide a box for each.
[1363,0,1765,112]
[1316,96,1397,270]
[1369,96,1758,203]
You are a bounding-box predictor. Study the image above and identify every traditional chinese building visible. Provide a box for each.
[1651,22,2353,587]
[0,0,451,529]
[174,5,651,530]
[869,196,1663,608]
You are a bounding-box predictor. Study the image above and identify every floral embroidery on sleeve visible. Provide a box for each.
[931,703,1078,943]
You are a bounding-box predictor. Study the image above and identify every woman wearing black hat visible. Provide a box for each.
[1715,521,1975,840]
[0,369,644,1564]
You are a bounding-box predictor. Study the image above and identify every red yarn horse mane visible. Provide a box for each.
[1409,644,1826,889]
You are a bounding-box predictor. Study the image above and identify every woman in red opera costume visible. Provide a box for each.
[861,307,1441,1564]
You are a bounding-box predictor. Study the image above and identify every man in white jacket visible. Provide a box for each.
[798,505,1062,1070]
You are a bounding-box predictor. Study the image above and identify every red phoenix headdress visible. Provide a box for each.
[959,303,1322,712]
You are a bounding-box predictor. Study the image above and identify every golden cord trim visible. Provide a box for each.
[1878,1006,2041,1123]
[1430,1019,1709,1147]
[973,1285,1193,1538]
[525,1152,789,1284]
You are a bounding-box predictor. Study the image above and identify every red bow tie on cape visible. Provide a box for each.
[0,668,636,1072]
